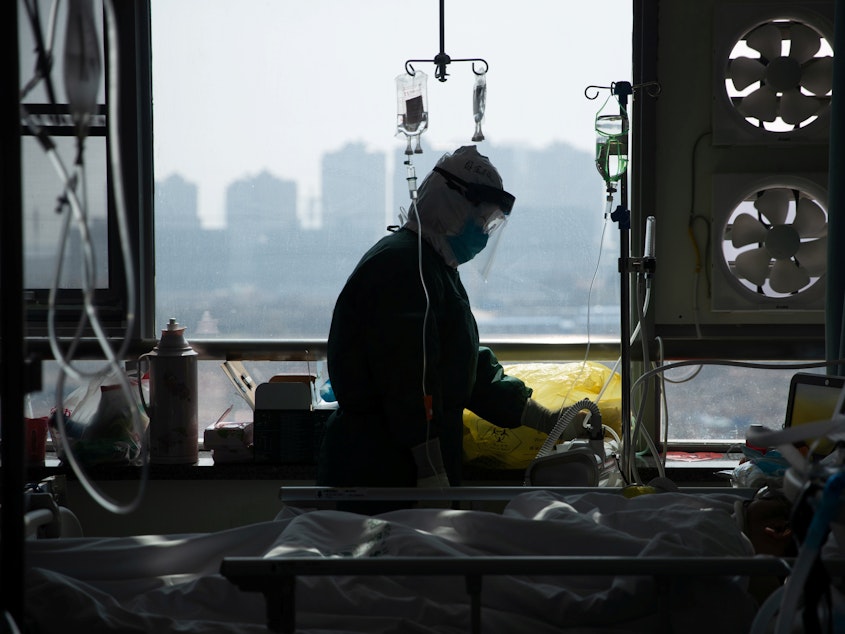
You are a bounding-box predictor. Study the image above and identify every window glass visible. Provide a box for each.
[150,1,631,341]
[22,137,109,289]
[19,2,109,291]
[662,362,800,444]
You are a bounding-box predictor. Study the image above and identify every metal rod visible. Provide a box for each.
[221,554,803,633]
[0,0,26,625]
[439,0,445,57]
[612,81,634,480]
[223,555,797,579]
[278,485,755,503]
[827,0,845,376]
[466,574,482,634]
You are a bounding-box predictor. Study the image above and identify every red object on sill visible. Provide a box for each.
[666,451,727,462]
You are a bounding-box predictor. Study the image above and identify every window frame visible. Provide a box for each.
[20,0,154,345]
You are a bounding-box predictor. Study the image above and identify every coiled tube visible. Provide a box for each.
[535,398,603,459]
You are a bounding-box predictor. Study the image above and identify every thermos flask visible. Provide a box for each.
[143,318,199,464]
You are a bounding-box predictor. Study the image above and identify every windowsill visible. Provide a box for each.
[27,451,318,481]
[24,450,743,486]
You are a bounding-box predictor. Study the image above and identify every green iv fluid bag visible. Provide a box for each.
[595,94,629,185]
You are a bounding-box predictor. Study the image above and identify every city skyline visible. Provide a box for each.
[152,140,623,340]
[150,1,633,228]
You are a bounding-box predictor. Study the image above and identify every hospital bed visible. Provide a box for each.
[23,485,827,634]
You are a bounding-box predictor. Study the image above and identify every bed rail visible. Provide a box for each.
[278,485,755,504]
[220,554,796,634]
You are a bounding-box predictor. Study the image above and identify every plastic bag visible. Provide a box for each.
[729,446,790,489]
[463,361,622,470]
[49,369,149,467]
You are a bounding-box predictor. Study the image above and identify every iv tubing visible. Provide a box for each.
[408,169,444,487]
[35,0,147,515]
[535,399,602,459]
[750,585,787,634]
[775,472,845,634]
[543,211,612,446]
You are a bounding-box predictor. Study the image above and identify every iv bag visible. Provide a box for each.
[472,71,486,142]
[594,94,629,185]
[396,71,429,155]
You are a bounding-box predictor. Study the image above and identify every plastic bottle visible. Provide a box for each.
[145,318,199,464]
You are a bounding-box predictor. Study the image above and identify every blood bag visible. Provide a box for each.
[396,71,429,154]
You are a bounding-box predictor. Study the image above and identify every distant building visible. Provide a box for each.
[224,170,298,286]
[321,142,386,244]
[155,173,201,233]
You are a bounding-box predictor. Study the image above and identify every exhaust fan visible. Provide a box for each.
[713,4,834,144]
[712,174,827,311]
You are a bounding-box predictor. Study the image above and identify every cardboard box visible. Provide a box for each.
[203,421,254,449]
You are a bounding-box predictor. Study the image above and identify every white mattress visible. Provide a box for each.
[25,490,759,633]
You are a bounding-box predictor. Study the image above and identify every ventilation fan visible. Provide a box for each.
[713,4,834,144]
[712,174,827,311]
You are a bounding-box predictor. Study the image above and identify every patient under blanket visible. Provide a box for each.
[26,491,758,633]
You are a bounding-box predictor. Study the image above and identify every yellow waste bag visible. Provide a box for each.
[462,361,622,470]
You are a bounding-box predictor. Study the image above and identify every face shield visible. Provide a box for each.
[433,166,514,277]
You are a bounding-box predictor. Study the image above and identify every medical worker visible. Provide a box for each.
[317,146,561,508]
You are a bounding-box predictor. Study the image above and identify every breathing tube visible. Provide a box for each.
[774,471,845,634]
[534,399,603,459]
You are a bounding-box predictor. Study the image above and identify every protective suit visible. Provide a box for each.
[316,146,534,506]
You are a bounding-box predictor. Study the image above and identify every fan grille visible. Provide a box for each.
[721,185,827,301]
[724,18,833,133]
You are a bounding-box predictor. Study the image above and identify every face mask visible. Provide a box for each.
[446,218,489,264]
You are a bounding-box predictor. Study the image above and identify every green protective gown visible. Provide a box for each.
[317,227,532,489]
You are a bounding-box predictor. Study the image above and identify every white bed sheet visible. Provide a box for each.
[26,490,759,633]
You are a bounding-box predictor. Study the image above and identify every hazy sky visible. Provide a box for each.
[150,1,633,226]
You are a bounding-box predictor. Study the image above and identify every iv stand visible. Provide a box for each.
[404,0,488,81]
[589,80,658,481]
[610,81,635,480]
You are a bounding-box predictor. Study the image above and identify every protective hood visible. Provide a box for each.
[403,146,513,268]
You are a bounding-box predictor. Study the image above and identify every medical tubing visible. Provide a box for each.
[603,424,621,445]
[46,0,148,515]
[627,380,651,484]
[583,214,611,362]
[775,472,845,634]
[45,157,104,381]
[547,213,612,443]
[656,337,669,468]
[535,399,602,459]
[593,279,653,482]
[410,197,442,485]
[21,0,59,106]
[750,585,787,634]
[632,359,845,396]
[524,210,609,465]
[628,277,654,482]
[594,284,650,405]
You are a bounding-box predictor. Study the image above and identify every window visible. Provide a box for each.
[150,1,631,342]
[19,0,149,340]
[20,1,816,449]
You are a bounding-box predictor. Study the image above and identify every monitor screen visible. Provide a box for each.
[785,373,845,455]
